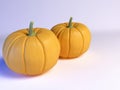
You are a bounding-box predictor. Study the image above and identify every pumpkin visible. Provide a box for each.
[51,17,91,58]
[2,22,60,75]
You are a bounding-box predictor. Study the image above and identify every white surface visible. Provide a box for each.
[0,31,120,90]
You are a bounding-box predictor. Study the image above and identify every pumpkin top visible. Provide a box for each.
[52,17,88,30]
[12,22,52,37]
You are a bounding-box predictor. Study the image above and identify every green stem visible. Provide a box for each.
[28,21,35,36]
[67,17,73,28]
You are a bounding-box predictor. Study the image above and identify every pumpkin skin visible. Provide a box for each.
[51,17,91,58]
[2,22,60,75]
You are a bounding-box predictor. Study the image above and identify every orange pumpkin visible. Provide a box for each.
[2,22,60,75]
[51,17,91,58]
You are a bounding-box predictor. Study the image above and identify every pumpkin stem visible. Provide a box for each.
[67,17,73,28]
[28,21,35,36]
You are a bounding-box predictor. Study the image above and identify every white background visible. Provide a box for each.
[0,0,120,90]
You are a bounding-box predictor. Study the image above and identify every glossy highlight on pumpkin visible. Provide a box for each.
[51,17,91,59]
[2,22,60,75]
